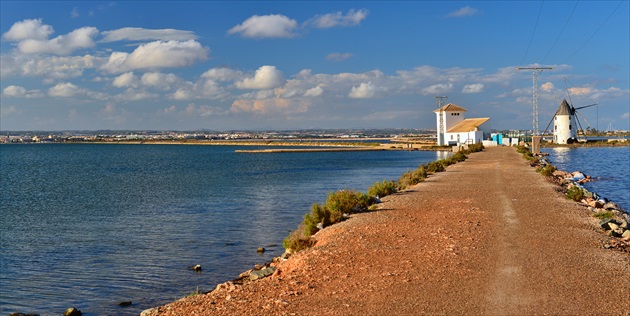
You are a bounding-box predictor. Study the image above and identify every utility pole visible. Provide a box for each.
[516,67,552,136]
[435,96,448,146]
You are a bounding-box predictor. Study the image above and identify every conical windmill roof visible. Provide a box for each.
[555,99,572,116]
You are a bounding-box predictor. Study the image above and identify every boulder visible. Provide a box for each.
[249,266,276,281]
[119,301,132,307]
[604,202,620,210]
[257,247,265,253]
[620,221,629,229]
[64,308,82,316]
[622,230,630,239]
[599,218,617,230]
[192,264,202,272]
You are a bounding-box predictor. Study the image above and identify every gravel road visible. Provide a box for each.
[146,146,630,315]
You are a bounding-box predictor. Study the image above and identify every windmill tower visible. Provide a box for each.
[553,99,577,144]
[551,98,597,144]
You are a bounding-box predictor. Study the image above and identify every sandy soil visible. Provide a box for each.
[144,146,630,316]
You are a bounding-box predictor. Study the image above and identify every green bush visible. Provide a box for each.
[467,143,484,153]
[566,186,585,202]
[397,166,428,190]
[368,180,397,197]
[536,164,556,177]
[592,211,614,220]
[425,160,446,173]
[283,225,316,252]
[326,189,373,219]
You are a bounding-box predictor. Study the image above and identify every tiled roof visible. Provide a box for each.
[447,118,490,133]
[433,103,468,113]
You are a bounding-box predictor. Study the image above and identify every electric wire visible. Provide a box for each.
[540,1,579,64]
[519,0,545,67]
[563,0,624,63]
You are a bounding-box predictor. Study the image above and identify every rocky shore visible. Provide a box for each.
[143,146,629,315]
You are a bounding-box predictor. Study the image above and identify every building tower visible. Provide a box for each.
[434,103,466,146]
[553,99,577,144]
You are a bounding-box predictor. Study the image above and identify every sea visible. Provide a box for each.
[541,146,630,212]
[0,144,451,316]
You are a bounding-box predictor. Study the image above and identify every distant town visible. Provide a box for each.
[1,128,627,144]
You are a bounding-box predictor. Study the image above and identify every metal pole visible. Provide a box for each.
[516,67,552,136]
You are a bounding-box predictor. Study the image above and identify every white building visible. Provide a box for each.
[434,103,491,146]
[553,99,577,144]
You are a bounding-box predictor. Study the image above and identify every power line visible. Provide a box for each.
[563,0,624,63]
[540,1,580,64]
[516,67,553,136]
[519,0,545,67]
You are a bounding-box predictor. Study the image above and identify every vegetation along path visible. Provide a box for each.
[147,146,630,315]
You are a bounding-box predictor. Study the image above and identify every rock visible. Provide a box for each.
[604,202,620,210]
[257,247,265,253]
[238,269,252,279]
[249,266,276,281]
[280,251,291,260]
[608,222,619,231]
[611,228,625,237]
[140,309,156,316]
[119,301,132,307]
[622,230,630,239]
[10,313,39,316]
[192,264,202,272]
[64,308,82,316]
[599,218,616,230]
[620,221,629,229]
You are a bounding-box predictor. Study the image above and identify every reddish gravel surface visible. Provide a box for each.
[145,146,630,315]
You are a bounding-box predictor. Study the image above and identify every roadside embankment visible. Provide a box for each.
[144,146,629,315]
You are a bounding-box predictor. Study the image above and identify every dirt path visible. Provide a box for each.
[146,146,629,315]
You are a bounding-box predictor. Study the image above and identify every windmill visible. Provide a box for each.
[543,79,597,144]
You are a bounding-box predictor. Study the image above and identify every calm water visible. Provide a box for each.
[541,146,630,211]
[0,144,449,315]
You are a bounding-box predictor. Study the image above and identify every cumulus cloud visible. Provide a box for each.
[112,72,137,88]
[2,54,101,80]
[304,86,324,97]
[101,40,209,73]
[307,9,369,28]
[101,27,198,42]
[421,83,453,95]
[462,83,485,93]
[235,65,285,89]
[348,82,377,99]
[326,53,353,61]
[17,26,99,55]
[448,6,480,17]
[141,72,181,90]
[541,82,555,91]
[2,19,54,41]
[228,14,298,38]
[3,85,44,98]
[48,82,83,97]
[201,67,242,81]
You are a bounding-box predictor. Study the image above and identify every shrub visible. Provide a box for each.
[326,189,373,219]
[397,166,428,190]
[468,143,484,153]
[283,224,316,251]
[592,211,614,220]
[368,180,397,197]
[566,186,585,202]
[425,160,445,173]
[536,164,556,177]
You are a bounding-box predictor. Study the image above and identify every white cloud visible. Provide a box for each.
[2,54,100,80]
[349,82,377,99]
[230,98,308,114]
[235,65,285,89]
[326,53,353,62]
[541,82,555,91]
[621,112,630,119]
[307,9,369,28]
[112,72,137,88]
[3,85,44,98]
[462,83,485,93]
[421,83,453,95]
[48,82,83,97]
[448,6,480,17]
[201,67,242,81]
[71,7,80,18]
[304,86,323,97]
[228,14,298,38]
[101,27,198,42]
[101,40,209,73]
[2,19,54,41]
[141,72,181,90]
[17,26,99,55]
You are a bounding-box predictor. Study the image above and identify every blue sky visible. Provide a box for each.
[1,1,628,132]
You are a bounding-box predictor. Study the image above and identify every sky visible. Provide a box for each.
[1,1,628,132]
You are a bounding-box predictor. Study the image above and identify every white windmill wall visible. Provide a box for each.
[554,114,576,144]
